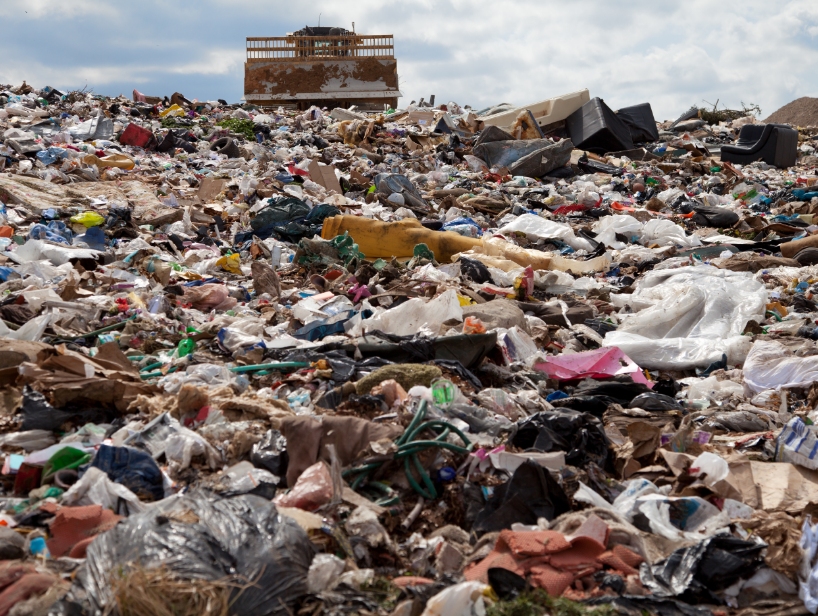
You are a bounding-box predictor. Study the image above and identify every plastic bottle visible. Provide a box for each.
[177,338,195,357]
[431,378,456,408]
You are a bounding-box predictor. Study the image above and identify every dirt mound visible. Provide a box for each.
[765,97,818,126]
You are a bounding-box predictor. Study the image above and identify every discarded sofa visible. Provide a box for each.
[720,123,798,168]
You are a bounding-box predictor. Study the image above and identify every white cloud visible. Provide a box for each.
[168,50,246,76]
[0,0,816,119]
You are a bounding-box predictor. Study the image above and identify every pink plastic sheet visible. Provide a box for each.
[534,346,652,387]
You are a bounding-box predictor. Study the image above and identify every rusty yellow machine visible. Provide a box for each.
[244,26,401,110]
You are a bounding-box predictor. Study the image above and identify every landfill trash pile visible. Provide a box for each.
[1,80,818,616]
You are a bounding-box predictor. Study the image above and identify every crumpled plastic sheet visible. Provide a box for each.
[640,535,766,604]
[604,266,766,369]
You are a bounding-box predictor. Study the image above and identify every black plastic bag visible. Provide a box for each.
[573,376,651,405]
[459,256,492,284]
[488,567,527,600]
[691,205,739,228]
[251,429,289,483]
[20,387,73,431]
[640,535,766,604]
[511,409,611,468]
[238,197,339,244]
[20,387,108,431]
[473,460,571,533]
[629,392,684,412]
[72,490,314,616]
[550,395,610,418]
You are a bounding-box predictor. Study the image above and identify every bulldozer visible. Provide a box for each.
[244,26,401,110]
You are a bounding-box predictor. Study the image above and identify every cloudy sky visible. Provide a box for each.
[1,0,816,121]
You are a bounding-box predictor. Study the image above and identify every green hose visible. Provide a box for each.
[140,366,179,380]
[343,399,472,501]
[230,362,310,374]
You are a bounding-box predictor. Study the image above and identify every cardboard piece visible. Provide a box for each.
[406,134,433,152]
[349,170,371,187]
[307,161,343,195]
[748,461,818,512]
[197,178,227,202]
[407,110,436,127]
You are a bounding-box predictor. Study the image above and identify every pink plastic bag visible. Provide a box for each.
[274,461,333,511]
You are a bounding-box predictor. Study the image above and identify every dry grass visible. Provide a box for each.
[106,566,239,616]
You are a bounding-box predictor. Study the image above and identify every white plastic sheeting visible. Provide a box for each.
[592,215,702,250]
[498,213,594,252]
[603,267,766,369]
[744,340,818,393]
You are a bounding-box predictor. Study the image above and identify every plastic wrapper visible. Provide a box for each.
[60,467,145,517]
[216,461,279,497]
[801,515,818,612]
[534,346,651,385]
[0,430,55,452]
[71,490,314,616]
[165,428,222,475]
[776,417,818,471]
[181,283,235,311]
[603,267,766,369]
[640,219,702,248]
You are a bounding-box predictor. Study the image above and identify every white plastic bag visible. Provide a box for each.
[498,213,594,252]
[360,289,462,337]
[421,581,491,616]
[592,214,642,250]
[777,416,818,471]
[641,218,702,248]
[685,376,745,404]
[307,554,346,594]
[61,467,145,516]
[744,340,818,393]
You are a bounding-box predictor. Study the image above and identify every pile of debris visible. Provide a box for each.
[0,80,817,615]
